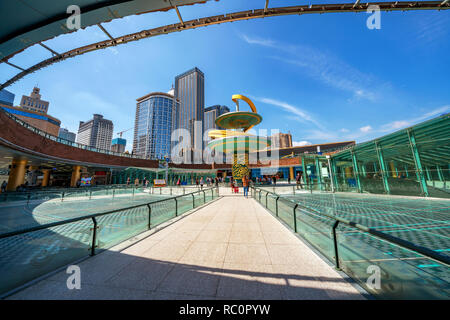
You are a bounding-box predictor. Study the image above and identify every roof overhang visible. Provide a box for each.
[0,0,210,61]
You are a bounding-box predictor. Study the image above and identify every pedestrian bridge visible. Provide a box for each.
[1,185,448,300]
[3,194,365,300]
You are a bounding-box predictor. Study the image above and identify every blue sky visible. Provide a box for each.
[1,0,449,151]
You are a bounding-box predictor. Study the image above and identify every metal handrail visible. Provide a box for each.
[251,186,450,266]
[0,187,217,240]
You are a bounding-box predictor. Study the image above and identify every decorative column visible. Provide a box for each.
[41,169,51,187]
[70,165,82,187]
[6,159,28,191]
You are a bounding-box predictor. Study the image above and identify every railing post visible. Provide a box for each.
[202,190,206,203]
[174,198,178,217]
[89,190,92,200]
[293,204,298,233]
[275,196,280,217]
[265,192,268,207]
[112,189,115,199]
[27,194,31,205]
[170,187,172,195]
[62,192,65,202]
[90,217,98,256]
[332,220,340,270]
[147,204,152,229]
[192,193,195,208]
[160,187,162,195]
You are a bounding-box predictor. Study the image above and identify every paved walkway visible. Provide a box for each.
[8,197,366,300]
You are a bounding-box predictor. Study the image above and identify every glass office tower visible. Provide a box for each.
[174,67,205,156]
[133,92,179,160]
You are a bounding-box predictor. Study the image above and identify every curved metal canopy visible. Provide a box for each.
[0,1,449,90]
[0,0,209,61]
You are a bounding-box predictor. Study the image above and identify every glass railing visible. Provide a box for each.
[0,187,219,297]
[251,186,450,299]
[0,185,213,204]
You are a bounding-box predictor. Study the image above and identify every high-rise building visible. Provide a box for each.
[111,138,126,153]
[19,87,49,114]
[58,128,76,142]
[76,114,113,150]
[133,92,179,160]
[174,67,205,156]
[271,132,293,149]
[204,105,230,133]
[0,89,15,106]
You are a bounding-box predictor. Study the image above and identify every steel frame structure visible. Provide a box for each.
[1,1,449,90]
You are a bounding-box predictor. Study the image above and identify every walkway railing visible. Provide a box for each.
[0,187,219,297]
[0,185,213,204]
[251,186,450,299]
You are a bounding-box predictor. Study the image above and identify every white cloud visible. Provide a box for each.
[360,125,372,133]
[293,141,312,146]
[240,34,275,47]
[241,34,380,102]
[380,105,450,132]
[255,96,324,130]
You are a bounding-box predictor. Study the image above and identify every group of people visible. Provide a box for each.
[126,177,150,187]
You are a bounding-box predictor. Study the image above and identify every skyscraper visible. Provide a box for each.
[204,105,230,133]
[133,92,179,160]
[174,67,205,158]
[76,114,113,150]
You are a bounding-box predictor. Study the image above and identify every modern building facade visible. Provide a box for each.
[133,92,179,160]
[58,128,76,142]
[204,105,230,133]
[271,132,293,149]
[111,138,126,153]
[0,89,15,106]
[174,67,205,156]
[76,114,113,150]
[19,87,49,114]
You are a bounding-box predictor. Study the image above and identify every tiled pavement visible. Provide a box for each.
[8,196,366,300]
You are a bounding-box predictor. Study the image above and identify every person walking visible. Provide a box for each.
[200,177,204,189]
[126,177,130,186]
[296,171,303,189]
[134,178,139,186]
[242,176,249,198]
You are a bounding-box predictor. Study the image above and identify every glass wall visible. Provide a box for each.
[330,114,450,198]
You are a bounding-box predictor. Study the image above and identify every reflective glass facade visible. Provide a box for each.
[0,89,15,106]
[174,67,205,151]
[133,93,179,160]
